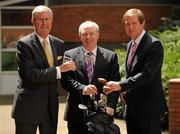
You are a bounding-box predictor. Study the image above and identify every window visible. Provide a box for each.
[1,7,33,71]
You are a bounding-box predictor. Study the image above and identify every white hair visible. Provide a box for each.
[32,5,53,20]
[78,21,99,35]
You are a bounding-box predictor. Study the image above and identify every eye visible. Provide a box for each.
[125,23,130,27]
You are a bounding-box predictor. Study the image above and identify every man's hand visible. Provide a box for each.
[82,85,98,95]
[60,61,76,72]
[103,81,121,95]
[106,107,114,116]
[120,92,127,104]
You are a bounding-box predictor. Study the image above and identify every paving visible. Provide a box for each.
[0,95,169,134]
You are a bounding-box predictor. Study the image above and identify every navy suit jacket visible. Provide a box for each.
[61,46,120,123]
[11,32,64,126]
[120,32,166,117]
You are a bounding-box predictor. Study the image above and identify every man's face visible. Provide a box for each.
[80,27,99,50]
[124,15,144,40]
[31,11,52,39]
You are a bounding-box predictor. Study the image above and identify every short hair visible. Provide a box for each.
[78,21,99,35]
[122,8,145,24]
[32,5,53,20]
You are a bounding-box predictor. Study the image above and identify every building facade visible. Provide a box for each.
[0,0,177,95]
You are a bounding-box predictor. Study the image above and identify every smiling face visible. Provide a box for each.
[31,11,52,39]
[79,25,99,51]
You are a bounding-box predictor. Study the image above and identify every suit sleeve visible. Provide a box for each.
[61,51,87,99]
[16,40,57,83]
[107,53,121,109]
[120,41,163,93]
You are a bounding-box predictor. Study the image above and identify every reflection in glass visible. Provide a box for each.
[1,28,33,48]
[2,52,17,71]
[2,9,31,26]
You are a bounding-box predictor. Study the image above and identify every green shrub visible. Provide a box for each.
[114,47,126,80]
[149,29,180,90]
[114,48,126,119]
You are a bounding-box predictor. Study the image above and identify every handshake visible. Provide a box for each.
[98,78,122,95]
[99,78,126,105]
[83,78,121,96]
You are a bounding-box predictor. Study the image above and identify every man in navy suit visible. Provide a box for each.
[103,9,166,134]
[11,5,76,134]
[61,21,120,134]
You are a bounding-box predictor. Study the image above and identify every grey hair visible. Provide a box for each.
[32,5,53,20]
[78,21,99,35]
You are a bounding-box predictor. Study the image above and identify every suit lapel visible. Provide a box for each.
[31,33,48,67]
[94,47,100,74]
[126,32,148,73]
[32,33,58,67]
[49,36,57,67]
[76,47,88,82]
[92,47,102,83]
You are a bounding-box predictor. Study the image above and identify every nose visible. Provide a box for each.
[84,33,90,38]
[129,24,133,29]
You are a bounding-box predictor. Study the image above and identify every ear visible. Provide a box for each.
[142,20,145,26]
[97,32,99,39]
[31,18,34,25]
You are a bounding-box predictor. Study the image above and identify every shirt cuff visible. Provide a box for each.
[56,66,61,79]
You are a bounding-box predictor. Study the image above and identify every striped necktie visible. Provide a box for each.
[85,52,94,83]
[127,42,137,66]
[42,40,54,67]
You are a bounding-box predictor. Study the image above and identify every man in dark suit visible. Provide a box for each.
[61,20,120,134]
[103,9,166,134]
[11,5,76,134]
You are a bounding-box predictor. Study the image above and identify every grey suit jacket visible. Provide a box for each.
[11,32,64,126]
[120,32,166,117]
[61,46,120,123]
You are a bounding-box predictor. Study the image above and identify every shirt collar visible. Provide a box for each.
[83,46,97,57]
[35,32,49,45]
[132,30,145,45]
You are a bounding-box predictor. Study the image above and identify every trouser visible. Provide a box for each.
[15,110,57,134]
[126,110,162,134]
[67,121,93,134]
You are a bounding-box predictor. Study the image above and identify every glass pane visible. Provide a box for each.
[11,0,45,6]
[2,51,17,71]
[2,9,32,26]
[1,28,33,48]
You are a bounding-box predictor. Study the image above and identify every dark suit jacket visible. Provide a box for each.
[120,32,166,117]
[11,32,64,126]
[61,46,120,123]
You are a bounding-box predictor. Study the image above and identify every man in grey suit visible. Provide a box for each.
[11,5,76,134]
[61,21,120,134]
[103,8,166,134]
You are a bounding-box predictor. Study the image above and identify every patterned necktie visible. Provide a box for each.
[127,42,137,66]
[85,52,94,83]
[42,40,54,67]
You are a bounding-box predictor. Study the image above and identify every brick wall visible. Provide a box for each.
[51,4,173,96]
[51,4,173,43]
[169,78,180,134]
